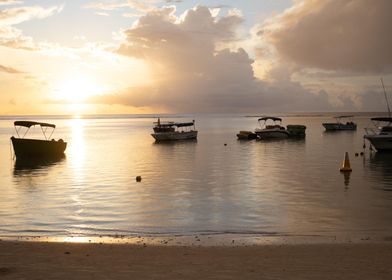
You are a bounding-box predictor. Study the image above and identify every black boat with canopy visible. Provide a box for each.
[11,121,67,158]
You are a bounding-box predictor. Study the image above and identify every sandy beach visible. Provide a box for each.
[1,240,391,279]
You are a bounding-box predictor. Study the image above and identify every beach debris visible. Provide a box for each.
[339,152,352,172]
[360,152,364,156]
[224,143,227,146]
[136,176,142,182]
[355,153,359,157]
[64,251,70,255]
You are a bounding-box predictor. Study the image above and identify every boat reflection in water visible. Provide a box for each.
[366,153,392,191]
[13,155,66,176]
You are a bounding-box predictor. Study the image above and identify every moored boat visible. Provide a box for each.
[364,117,392,152]
[151,118,198,141]
[236,130,257,140]
[255,117,290,139]
[287,125,307,138]
[10,121,67,158]
[322,115,357,131]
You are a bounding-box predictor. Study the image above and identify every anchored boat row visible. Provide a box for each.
[9,115,392,160]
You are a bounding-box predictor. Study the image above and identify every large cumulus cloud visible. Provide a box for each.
[92,5,332,113]
[261,0,392,74]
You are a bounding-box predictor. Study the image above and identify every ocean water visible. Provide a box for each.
[0,114,392,239]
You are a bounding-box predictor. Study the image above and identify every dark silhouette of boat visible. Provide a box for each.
[322,115,357,131]
[10,121,67,158]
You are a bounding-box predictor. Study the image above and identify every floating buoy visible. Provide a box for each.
[136,176,142,182]
[340,152,352,172]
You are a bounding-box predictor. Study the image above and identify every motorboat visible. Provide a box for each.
[255,117,290,139]
[322,115,357,131]
[10,121,67,158]
[236,130,257,140]
[151,118,198,141]
[364,117,392,152]
[286,125,307,138]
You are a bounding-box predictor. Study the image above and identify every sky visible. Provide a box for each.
[0,0,391,115]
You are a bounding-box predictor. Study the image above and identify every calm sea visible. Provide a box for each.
[1,114,392,239]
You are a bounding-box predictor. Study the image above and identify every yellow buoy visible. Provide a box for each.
[339,152,352,172]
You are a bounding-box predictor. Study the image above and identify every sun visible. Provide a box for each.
[53,73,103,103]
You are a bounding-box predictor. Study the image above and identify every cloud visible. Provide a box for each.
[0,4,63,49]
[260,0,392,74]
[87,5,335,113]
[0,5,63,25]
[0,63,23,74]
[0,0,22,6]
[84,0,161,13]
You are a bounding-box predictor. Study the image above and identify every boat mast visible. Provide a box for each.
[381,77,391,117]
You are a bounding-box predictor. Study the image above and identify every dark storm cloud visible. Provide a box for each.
[261,0,392,74]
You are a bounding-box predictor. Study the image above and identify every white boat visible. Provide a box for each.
[322,115,357,131]
[151,118,198,141]
[255,117,290,139]
[364,117,392,152]
[364,79,392,152]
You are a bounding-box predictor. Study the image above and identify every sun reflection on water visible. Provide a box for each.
[68,117,86,181]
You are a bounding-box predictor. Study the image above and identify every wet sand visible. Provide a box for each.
[1,240,392,279]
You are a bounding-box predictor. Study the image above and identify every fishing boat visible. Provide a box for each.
[364,118,392,152]
[151,118,198,141]
[255,117,290,139]
[322,115,357,131]
[10,121,67,158]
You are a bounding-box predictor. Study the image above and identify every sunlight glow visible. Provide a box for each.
[53,73,103,103]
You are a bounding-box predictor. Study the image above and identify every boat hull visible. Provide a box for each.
[364,135,392,152]
[322,123,357,131]
[255,129,290,139]
[11,137,67,158]
[151,131,198,141]
[237,131,257,140]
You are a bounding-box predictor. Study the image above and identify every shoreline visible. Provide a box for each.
[1,240,392,279]
[1,231,391,246]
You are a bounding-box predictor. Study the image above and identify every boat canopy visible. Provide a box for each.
[154,120,194,127]
[14,121,56,129]
[258,117,282,122]
[175,122,194,127]
[370,117,392,123]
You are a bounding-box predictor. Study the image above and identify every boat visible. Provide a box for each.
[255,117,290,139]
[151,118,198,141]
[364,117,392,152]
[322,115,357,131]
[286,124,307,138]
[364,79,392,152]
[237,130,257,140]
[10,121,67,158]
